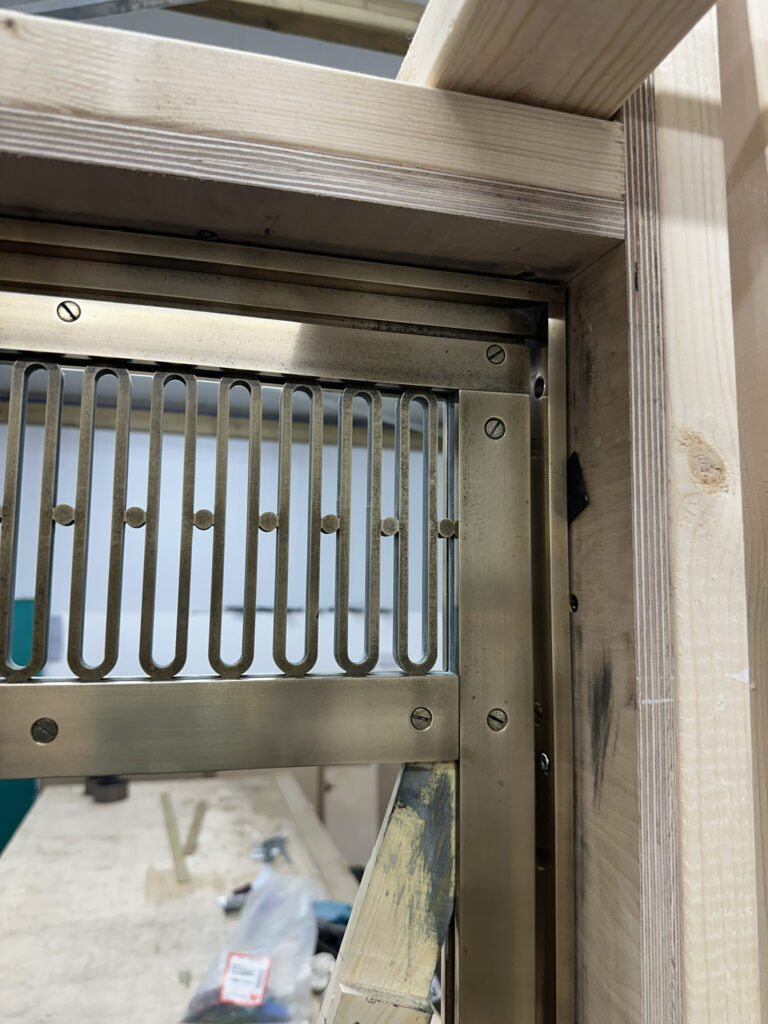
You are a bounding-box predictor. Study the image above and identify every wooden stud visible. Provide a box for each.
[654,16,760,1018]
[717,2,768,1010]
[398,0,716,118]
[0,11,623,200]
[569,12,764,1022]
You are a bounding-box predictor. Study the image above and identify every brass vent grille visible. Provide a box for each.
[0,361,454,682]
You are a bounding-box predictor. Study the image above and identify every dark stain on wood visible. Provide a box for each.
[397,763,455,947]
[591,656,613,807]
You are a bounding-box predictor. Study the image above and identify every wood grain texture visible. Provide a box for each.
[717,2,768,1013]
[567,243,642,1024]
[655,13,761,1021]
[624,78,682,1023]
[320,763,454,1024]
[0,10,624,200]
[0,154,622,283]
[397,0,715,118]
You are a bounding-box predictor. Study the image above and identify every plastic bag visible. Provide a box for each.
[182,867,321,1023]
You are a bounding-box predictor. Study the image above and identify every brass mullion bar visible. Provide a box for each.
[0,362,61,681]
[67,367,131,680]
[274,383,323,675]
[334,387,382,674]
[27,366,61,680]
[0,363,28,677]
[139,372,197,679]
[422,391,439,670]
[209,377,262,677]
[394,389,439,674]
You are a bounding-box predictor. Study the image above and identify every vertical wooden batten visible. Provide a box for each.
[654,14,760,1019]
[568,11,763,1021]
[717,1,768,1014]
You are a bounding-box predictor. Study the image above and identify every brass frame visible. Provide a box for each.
[0,219,572,1024]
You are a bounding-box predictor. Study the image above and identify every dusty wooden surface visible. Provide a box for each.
[0,771,357,1023]
[567,243,642,1024]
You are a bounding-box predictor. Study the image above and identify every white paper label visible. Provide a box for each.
[220,952,272,1007]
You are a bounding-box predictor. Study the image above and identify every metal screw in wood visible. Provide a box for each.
[484,417,506,440]
[539,751,552,774]
[56,300,81,322]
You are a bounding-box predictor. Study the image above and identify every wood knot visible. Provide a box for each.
[679,429,729,493]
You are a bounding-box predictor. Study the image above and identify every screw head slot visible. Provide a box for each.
[31,718,59,744]
[410,707,433,731]
[487,708,508,731]
[484,417,506,440]
[486,344,506,365]
[56,301,81,322]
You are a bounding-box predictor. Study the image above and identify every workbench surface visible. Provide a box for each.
[0,772,358,1023]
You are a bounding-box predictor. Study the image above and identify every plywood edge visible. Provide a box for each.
[624,78,682,1022]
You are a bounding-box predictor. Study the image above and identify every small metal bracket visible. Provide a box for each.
[567,451,589,524]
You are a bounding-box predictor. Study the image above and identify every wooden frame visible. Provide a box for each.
[0,10,625,280]
[568,11,764,1022]
[3,2,768,1022]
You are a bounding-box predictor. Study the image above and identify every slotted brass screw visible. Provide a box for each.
[56,301,81,322]
[484,417,506,440]
[487,708,508,731]
[410,707,433,731]
[31,718,59,744]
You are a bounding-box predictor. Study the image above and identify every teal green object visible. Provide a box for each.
[0,599,38,853]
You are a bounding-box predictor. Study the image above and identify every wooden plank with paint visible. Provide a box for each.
[320,763,455,1024]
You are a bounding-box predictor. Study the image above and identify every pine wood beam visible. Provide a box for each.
[717,0,768,1014]
[0,10,623,199]
[398,0,716,118]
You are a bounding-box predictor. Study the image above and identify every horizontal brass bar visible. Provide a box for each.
[0,292,530,394]
[0,674,459,777]
[0,252,539,339]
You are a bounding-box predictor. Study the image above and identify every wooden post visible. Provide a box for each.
[717,2,768,1014]
[568,11,763,1021]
